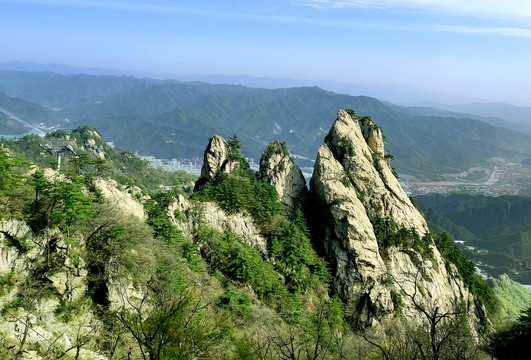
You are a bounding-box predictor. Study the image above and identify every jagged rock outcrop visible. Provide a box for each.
[0,178,150,359]
[258,140,308,216]
[0,218,105,360]
[321,110,427,233]
[92,177,146,220]
[169,195,268,255]
[194,135,240,191]
[311,110,479,327]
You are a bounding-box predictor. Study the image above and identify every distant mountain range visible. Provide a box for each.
[419,102,531,126]
[1,68,531,179]
[0,61,486,104]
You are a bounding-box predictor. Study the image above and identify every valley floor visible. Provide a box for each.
[402,156,531,196]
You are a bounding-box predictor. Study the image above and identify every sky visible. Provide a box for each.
[1,0,531,105]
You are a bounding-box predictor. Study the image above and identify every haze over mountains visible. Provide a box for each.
[1,65,531,180]
[0,61,486,105]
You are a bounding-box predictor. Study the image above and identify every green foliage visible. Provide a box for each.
[263,140,290,159]
[192,172,283,224]
[0,271,17,296]
[194,214,329,306]
[196,226,285,302]
[434,231,498,317]
[361,115,380,131]
[228,134,252,177]
[181,240,201,271]
[492,274,531,320]
[345,108,357,117]
[0,146,30,212]
[145,190,184,244]
[338,137,355,157]
[341,175,351,188]
[372,154,383,172]
[390,289,404,316]
[386,151,399,178]
[216,286,251,316]
[299,296,348,358]
[488,305,531,359]
[3,127,197,193]
[115,263,229,360]
[268,212,328,292]
[331,197,347,206]
[370,215,432,257]
[26,172,95,236]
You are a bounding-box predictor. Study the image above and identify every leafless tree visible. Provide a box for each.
[390,269,487,360]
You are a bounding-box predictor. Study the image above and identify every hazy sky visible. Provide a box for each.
[1,0,531,105]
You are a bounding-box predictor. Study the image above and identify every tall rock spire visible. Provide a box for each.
[310,110,480,327]
[258,140,308,217]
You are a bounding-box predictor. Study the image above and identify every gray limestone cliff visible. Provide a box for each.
[258,140,308,216]
[310,110,481,327]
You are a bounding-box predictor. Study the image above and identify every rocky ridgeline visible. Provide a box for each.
[180,136,308,254]
[197,110,483,329]
[0,110,487,358]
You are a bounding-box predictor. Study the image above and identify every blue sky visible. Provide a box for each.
[1,0,531,105]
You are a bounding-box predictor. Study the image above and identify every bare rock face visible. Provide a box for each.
[0,219,37,284]
[92,178,146,221]
[169,195,268,255]
[322,110,427,233]
[311,110,479,327]
[258,141,308,216]
[195,135,240,190]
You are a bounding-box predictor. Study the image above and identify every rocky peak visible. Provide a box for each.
[323,109,426,233]
[258,140,308,216]
[311,110,478,327]
[194,135,240,191]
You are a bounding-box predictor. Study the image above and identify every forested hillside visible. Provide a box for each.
[1,126,196,192]
[417,193,531,284]
[1,70,530,179]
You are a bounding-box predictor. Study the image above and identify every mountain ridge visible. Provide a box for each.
[1,70,530,180]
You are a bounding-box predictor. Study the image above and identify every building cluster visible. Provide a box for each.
[140,155,202,175]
